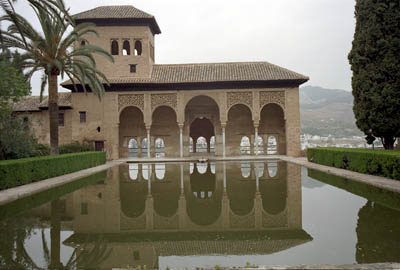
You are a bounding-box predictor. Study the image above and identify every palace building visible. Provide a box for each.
[13,5,309,160]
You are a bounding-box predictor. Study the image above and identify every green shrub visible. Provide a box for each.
[0,151,106,190]
[59,141,94,154]
[307,147,400,180]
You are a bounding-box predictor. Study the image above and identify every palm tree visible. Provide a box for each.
[0,0,113,154]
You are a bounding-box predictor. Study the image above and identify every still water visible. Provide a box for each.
[1,161,400,269]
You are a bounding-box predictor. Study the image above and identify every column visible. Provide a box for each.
[223,162,227,192]
[221,122,226,157]
[180,164,184,193]
[138,137,142,158]
[179,123,184,158]
[146,127,151,158]
[254,125,259,156]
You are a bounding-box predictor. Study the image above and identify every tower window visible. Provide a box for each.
[80,40,86,46]
[111,40,119,55]
[134,40,142,56]
[122,40,130,55]
[79,111,86,123]
[130,64,137,73]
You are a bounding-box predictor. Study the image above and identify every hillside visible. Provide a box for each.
[300,86,362,137]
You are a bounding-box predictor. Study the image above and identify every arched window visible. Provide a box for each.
[122,40,130,55]
[210,136,215,153]
[241,162,251,178]
[142,164,152,180]
[267,136,278,154]
[142,138,148,156]
[134,40,142,56]
[197,163,207,174]
[155,163,165,180]
[129,163,138,180]
[210,162,216,174]
[240,136,250,155]
[255,162,264,178]
[111,40,119,55]
[80,40,86,46]
[267,161,278,178]
[196,137,207,153]
[128,139,138,158]
[155,138,165,157]
[255,136,264,155]
[189,137,194,153]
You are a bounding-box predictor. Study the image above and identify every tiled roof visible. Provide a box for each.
[39,92,72,108]
[62,62,309,88]
[73,5,161,34]
[73,5,154,20]
[11,93,72,111]
[11,96,42,112]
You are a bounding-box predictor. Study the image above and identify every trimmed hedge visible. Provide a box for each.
[307,147,400,180]
[0,151,106,190]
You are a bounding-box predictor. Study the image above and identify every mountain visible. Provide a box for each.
[299,86,362,137]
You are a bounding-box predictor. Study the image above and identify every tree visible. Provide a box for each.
[1,0,113,154]
[348,0,400,150]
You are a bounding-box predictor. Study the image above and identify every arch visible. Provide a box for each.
[260,177,287,215]
[142,163,152,180]
[119,164,147,218]
[189,137,194,153]
[241,161,251,178]
[267,136,278,155]
[128,163,138,180]
[240,136,251,155]
[196,162,208,174]
[210,136,215,153]
[196,136,208,153]
[259,103,286,155]
[227,104,253,156]
[111,40,119,55]
[122,40,130,55]
[184,94,220,113]
[255,136,264,155]
[227,103,253,117]
[267,160,278,178]
[119,106,146,158]
[80,40,86,46]
[128,138,139,157]
[134,40,142,56]
[186,164,221,226]
[255,162,264,178]
[155,138,165,157]
[210,162,216,174]
[151,106,179,157]
[142,138,149,158]
[155,163,165,180]
[226,163,256,216]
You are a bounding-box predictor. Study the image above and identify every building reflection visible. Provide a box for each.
[34,161,311,269]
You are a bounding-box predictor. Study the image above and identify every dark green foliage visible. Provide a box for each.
[307,147,400,180]
[308,169,400,210]
[348,0,400,149]
[0,116,39,160]
[0,151,106,190]
[59,141,94,154]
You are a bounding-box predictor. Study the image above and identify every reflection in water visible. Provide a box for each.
[356,201,400,263]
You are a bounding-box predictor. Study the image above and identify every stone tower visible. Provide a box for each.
[73,6,161,79]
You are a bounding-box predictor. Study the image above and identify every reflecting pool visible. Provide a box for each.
[0,161,400,269]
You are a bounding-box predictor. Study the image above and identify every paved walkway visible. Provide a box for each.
[0,160,124,206]
[2,155,400,206]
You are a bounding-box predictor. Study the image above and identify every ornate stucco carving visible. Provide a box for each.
[259,91,285,109]
[227,91,252,109]
[151,93,177,111]
[118,94,144,111]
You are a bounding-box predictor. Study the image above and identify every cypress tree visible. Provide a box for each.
[348,0,400,149]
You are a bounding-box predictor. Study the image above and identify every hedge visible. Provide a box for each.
[307,147,400,180]
[0,151,106,190]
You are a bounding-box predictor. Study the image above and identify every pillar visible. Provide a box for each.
[179,123,184,158]
[254,125,259,156]
[221,122,226,157]
[146,126,151,158]
[138,137,142,157]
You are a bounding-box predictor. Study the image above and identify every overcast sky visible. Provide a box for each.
[13,0,356,95]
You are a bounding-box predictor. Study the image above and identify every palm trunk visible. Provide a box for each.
[48,74,59,155]
[50,200,62,269]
